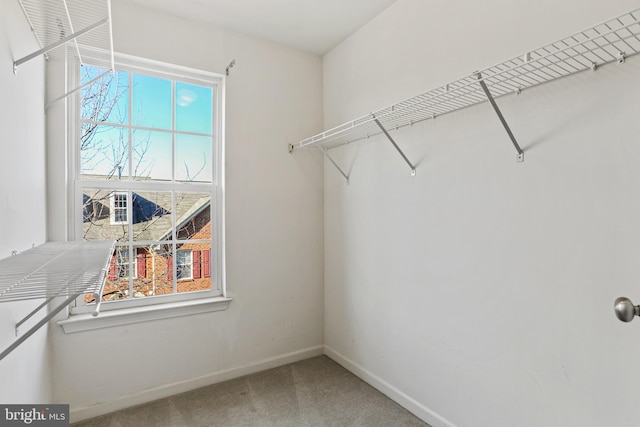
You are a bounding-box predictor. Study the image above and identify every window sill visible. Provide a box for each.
[57,296,232,334]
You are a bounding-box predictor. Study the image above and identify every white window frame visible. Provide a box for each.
[66,50,227,319]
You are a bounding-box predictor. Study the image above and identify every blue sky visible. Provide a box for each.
[81,66,213,183]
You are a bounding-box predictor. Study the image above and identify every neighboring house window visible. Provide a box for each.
[73,52,224,310]
[117,247,137,279]
[111,192,128,224]
[176,250,192,280]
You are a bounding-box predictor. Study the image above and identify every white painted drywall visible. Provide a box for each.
[48,2,324,420]
[323,1,640,426]
[0,0,50,404]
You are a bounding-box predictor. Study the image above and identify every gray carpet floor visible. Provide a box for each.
[73,355,430,427]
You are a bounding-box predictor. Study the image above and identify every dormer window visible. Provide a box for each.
[110,192,128,225]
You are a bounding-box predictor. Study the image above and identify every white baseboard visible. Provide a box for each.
[71,345,324,423]
[323,345,458,427]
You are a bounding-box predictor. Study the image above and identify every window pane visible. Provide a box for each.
[128,191,173,241]
[80,125,129,179]
[176,242,212,293]
[176,134,212,182]
[132,244,174,297]
[82,189,129,242]
[175,82,213,134]
[175,191,211,239]
[132,74,172,129]
[102,246,131,301]
[80,66,129,125]
[174,191,212,294]
[132,130,172,181]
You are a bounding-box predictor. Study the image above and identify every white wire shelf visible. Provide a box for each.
[15,0,114,70]
[290,9,640,158]
[14,0,114,109]
[0,240,115,361]
[0,241,114,303]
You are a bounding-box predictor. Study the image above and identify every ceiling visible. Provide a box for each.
[126,0,398,55]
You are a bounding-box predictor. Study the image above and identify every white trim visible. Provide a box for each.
[78,179,213,192]
[323,346,459,427]
[58,296,232,333]
[81,119,213,138]
[71,285,222,314]
[68,345,324,423]
[78,47,223,88]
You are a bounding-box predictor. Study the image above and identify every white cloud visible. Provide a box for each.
[177,89,197,107]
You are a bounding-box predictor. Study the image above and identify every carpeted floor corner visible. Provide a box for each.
[73,355,430,427]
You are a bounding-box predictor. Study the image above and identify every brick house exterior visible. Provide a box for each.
[82,189,212,301]
[126,208,213,297]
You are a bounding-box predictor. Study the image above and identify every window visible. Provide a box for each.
[72,53,225,312]
[110,192,128,224]
[116,247,136,279]
[177,250,192,280]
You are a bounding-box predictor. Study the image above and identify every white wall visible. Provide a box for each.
[0,0,50,404]
[323,1,640,426]
[49,2,324,420]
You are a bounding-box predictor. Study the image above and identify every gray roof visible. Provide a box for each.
[82,189,210,242]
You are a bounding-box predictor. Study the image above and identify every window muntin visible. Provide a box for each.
[74,55,224,309]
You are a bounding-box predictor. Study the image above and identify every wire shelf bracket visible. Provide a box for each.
[373,117,417,176]
[0,241,115,362]
[45,68,112,110]
[289,8,640,181]
[476,72,525,163]
[319,146,350,185]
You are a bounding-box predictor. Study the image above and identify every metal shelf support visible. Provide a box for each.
[0,241,114,362]
[373,118,417,176]
[319,146,350,184]
[15,297,54,336]
[45,68,112,110]
[13,17,109,74]
[1,294,78,361]
[476,73,524,163]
